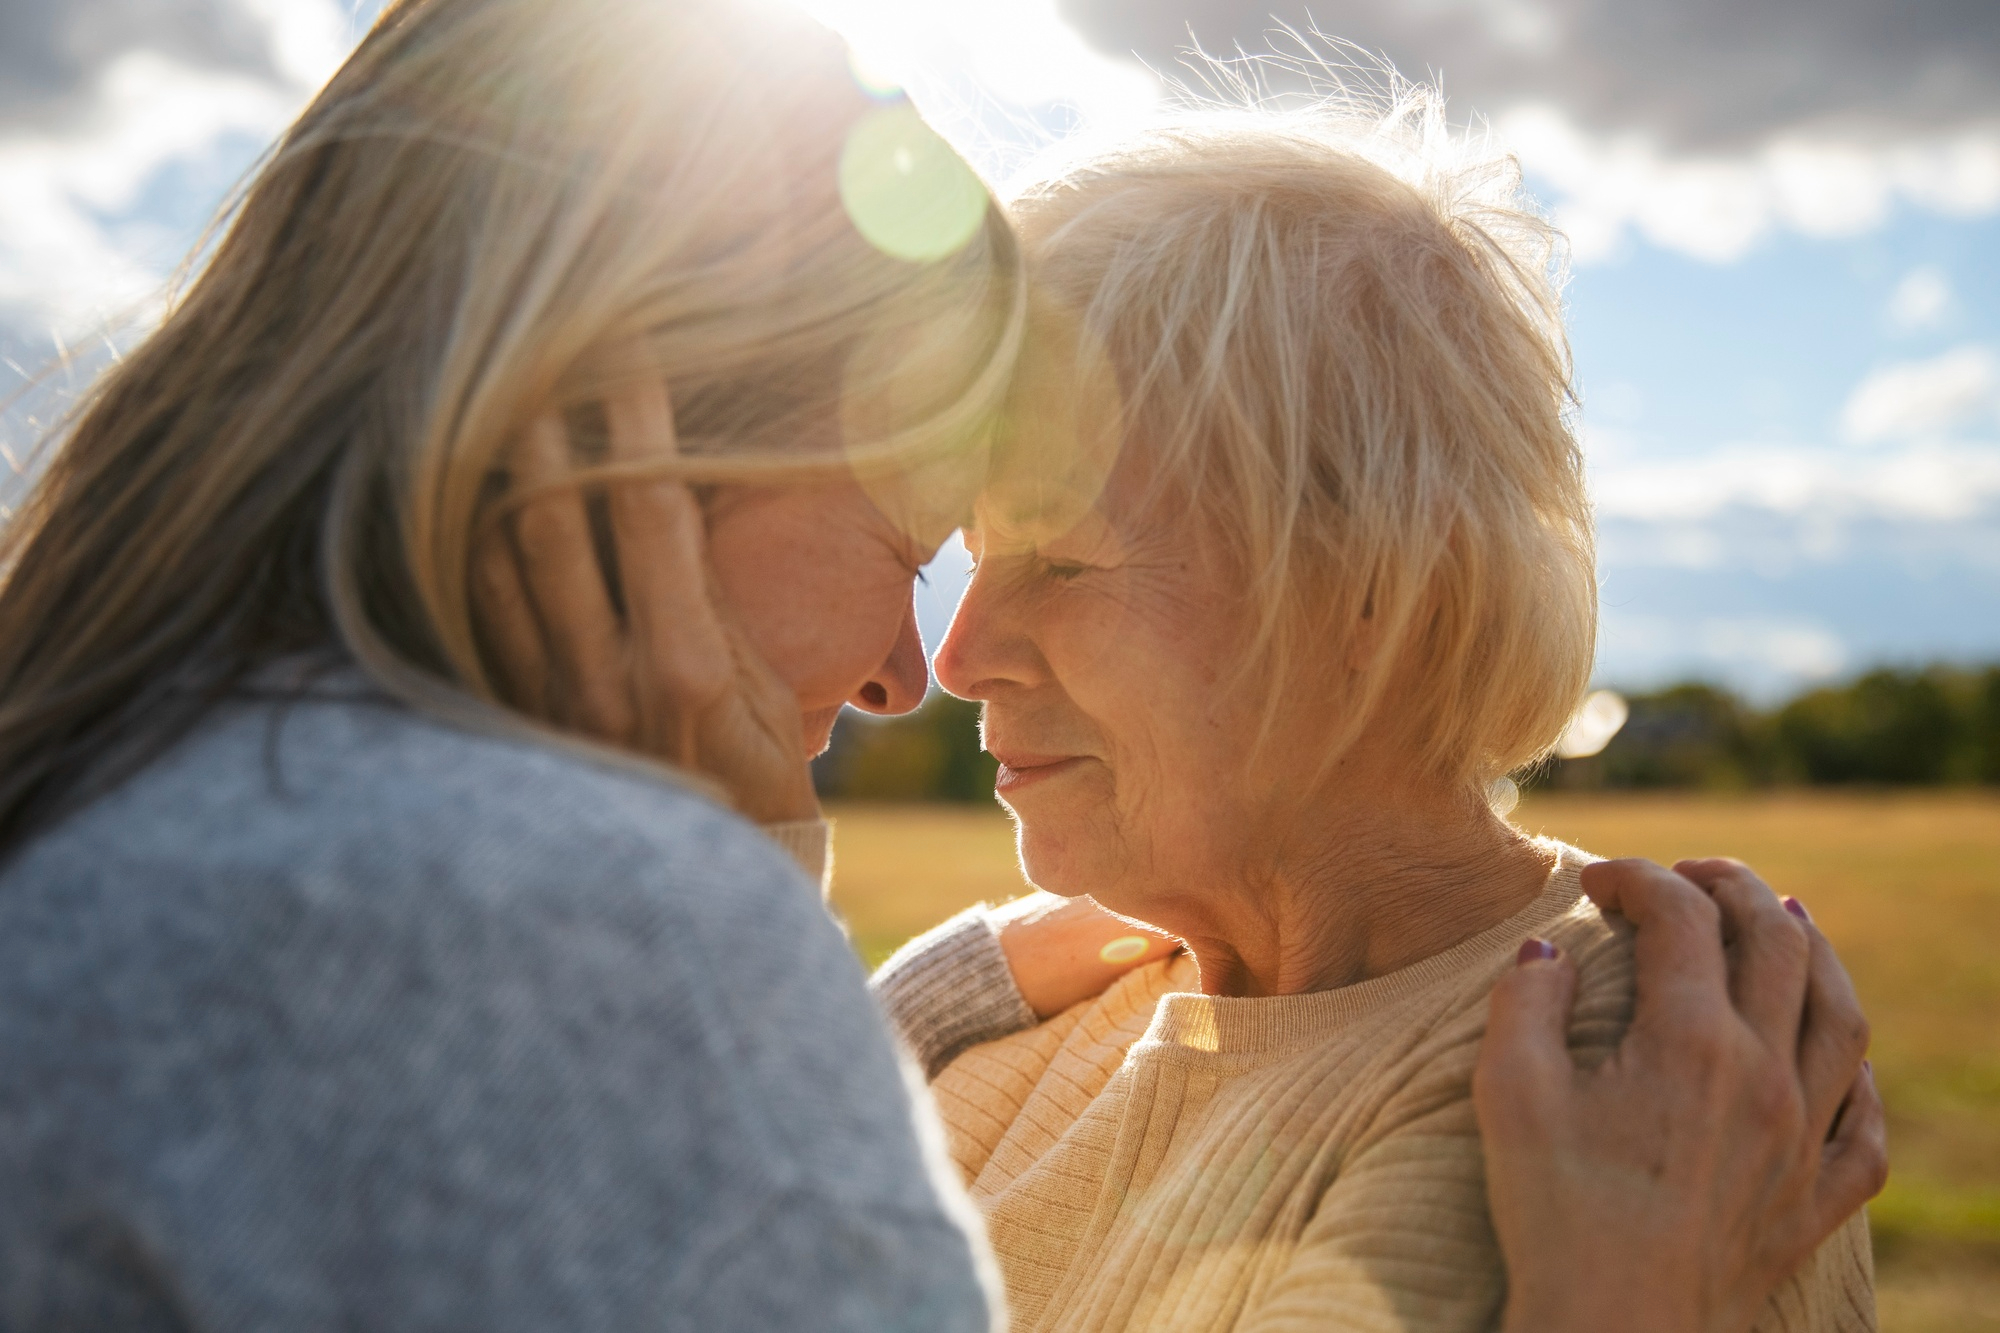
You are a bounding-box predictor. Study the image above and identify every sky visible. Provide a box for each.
[0,0,1995,699]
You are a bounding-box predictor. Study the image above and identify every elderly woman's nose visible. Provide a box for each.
[850,601,929,715]
[935,562,1036,701]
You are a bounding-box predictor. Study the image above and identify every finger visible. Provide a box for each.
[1474,941,1579,1142]
[1812,1062,1889,1240]
[1675,858,1812,1057]
[513,414,636,741]
[603,382,732,756]
[1794,915,1872,1137]
[1580,859,1731,1043]
[472,521,550,711]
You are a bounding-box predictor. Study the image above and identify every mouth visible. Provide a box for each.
[991,751,1090,794]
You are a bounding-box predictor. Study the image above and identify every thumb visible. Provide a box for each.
[1475,940,1579,1139]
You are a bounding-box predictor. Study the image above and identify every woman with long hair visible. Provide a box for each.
[0,0,1879,1328]
[0,1,1019,1326]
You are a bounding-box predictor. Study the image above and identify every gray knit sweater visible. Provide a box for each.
[0,677,997,1331]
[870,910,1038,1080]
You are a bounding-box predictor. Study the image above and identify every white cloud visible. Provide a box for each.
[1698,620,1849,680]
[1888,264,1954,332]
[1596,611,1849,695]
[0,0,351,340]
[1589,438,2000,526]
[235,0,354,89]
[1498,105,2000,264]
[1839,345,2000,445]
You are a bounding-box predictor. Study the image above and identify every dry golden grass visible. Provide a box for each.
[825,791,2000,1330]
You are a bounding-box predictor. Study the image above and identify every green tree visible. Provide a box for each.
[813,693,997,802]
[1774,668,1968,785]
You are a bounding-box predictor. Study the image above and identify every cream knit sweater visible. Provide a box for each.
[922,844,1876,1333]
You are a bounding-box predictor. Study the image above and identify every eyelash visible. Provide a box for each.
[1041,559,1088,582]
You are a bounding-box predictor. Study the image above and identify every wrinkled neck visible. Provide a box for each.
[1163,782,1556,999]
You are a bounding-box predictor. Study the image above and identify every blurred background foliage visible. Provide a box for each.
[815,692,998,800]
[816,662,2000,800]
[1544,664,2000,791]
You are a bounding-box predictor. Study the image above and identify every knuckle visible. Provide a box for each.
[1864,1145,1891,1198]
[1748,1066,1804,1130]
[1773,913,1813,962]
[1840,1012,1873,1059]
[1681,886,1723,929]
[1670,1021,1733,1074]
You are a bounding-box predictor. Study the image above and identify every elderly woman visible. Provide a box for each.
[862,109,1880,1331]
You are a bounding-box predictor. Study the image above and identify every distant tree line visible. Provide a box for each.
[813,664,2000,802]
[1540,664,2000,791]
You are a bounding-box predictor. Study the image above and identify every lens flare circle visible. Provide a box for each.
[839,105,986,264]
[1098,936,1151,965]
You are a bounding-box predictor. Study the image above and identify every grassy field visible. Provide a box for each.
[825,792,2000,1332]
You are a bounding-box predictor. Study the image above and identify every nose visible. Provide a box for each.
[934,555,1040,702]
[848,598,929,716]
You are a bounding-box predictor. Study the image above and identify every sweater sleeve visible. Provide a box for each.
[1236,1120,1875,1333]
[869,907,1038,1079]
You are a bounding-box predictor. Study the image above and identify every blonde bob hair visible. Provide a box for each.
[0,0,1022,848]
[1003,89,1594,788]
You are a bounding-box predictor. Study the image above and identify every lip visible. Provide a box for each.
[991,753,1089,794]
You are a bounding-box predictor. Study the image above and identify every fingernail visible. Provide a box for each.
[1517,937,1558,965]
[1782,896,1811,923]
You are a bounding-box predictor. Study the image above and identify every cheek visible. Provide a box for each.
[1046,580,1234,772]
[1033,584,1260,878]
[704,495,912,712]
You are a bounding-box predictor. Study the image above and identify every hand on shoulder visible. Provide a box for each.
[991,892,1179,1019]
[1475,857,1886,1333]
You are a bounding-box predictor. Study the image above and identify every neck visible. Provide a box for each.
[1154,779,1556,999]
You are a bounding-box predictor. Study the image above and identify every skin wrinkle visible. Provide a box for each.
[939,438,1556,1000]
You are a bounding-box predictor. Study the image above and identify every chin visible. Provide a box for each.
[1012,818,1106,901]
[803,706,844,758]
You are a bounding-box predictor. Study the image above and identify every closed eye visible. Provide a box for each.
[1041,559,1089,582]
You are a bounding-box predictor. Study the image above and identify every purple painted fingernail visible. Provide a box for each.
[1517,937,1558,965]
[1782,896,1811,923]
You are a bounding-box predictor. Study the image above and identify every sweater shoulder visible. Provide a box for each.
[1539,886,1641,1059]
[21,691,802,910]
[0,694,934,1199]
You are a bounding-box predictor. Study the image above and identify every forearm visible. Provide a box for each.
[869,907,1038,1079]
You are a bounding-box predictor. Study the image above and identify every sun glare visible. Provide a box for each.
[790,0,1157,175]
